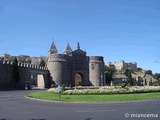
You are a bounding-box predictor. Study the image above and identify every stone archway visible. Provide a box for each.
[75,73,82,86]
[31,74,45,89]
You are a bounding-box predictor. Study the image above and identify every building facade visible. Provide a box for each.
[47,42,105,86]
[106,60,137,72]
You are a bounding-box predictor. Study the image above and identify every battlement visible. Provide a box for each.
[1,61,48,70]
[49,54,69,61]
[89,56,104,62]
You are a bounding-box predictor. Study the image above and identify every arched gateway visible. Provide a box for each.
[75,73,82,86]
[47,42,105,87]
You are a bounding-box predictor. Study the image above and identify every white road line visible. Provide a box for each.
[77,109,116,113]
[1,105,15,110]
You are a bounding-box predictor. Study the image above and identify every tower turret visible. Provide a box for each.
[63,43,72,56]
[48,41,58,55]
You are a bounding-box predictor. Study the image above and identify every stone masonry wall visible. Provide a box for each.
[0,62,49,90]
[89,56,105,86]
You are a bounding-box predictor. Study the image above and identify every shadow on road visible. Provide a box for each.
[0,118,92,120]
[85,118,92,120]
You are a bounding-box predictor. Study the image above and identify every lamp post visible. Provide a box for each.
[100,72,103,86]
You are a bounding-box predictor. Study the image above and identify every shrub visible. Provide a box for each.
[61,85,65,92]
[153,81,160,86]
[140,77,143,83]
[48,86,160,95]
[117,83,126,88]
[51,84,55,88]
[127,83,131,87]
[69,84,72,90]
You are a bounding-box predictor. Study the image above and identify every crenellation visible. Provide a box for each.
[20,63,23,67]
[18,62,20,66]
[26,63,29,67]
[7,61,10,64]
[33,65,36,69]
[89,56,103,62]
[23,63,26,67]
[49,54,68,62]
[29,64,31,68]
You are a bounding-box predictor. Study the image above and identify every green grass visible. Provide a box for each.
[26,91,160,102]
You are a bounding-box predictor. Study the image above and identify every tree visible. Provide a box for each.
[39,60,45,67]
[154,73,160,80]
[105,66,116,85]
[124,68,133,86]
[12,57,20,83]
[145,70,152,75]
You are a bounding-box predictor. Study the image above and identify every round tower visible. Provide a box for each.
[48,54,70,86]
[89,56,105,86]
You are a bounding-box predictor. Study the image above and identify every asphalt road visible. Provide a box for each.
[0,90,160,120]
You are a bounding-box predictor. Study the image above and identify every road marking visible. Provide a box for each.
[98,109,116,112]
[1,105,15,110]
[77,109,116,113]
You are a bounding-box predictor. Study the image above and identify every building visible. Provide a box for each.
[47,42,105,86]
[106,60,137,72]
[0,42,106,87]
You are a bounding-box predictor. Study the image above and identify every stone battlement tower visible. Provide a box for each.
[89,56,105,86]
[47,42,105,86]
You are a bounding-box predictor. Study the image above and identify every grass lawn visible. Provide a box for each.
[26,91,160,102]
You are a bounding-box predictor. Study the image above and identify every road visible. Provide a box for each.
[0,90,160,120]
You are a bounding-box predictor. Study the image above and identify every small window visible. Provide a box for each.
[91,64,94,70]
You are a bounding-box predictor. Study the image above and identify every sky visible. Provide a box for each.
[0,0,160,73]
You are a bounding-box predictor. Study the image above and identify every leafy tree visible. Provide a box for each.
[105,66,116,85]
[154,73,160,80]
[140,77,143,83]
[145,70,152,75]
[39,59,45,67]
[137,67,143,71]
[124,68,133,86]
[12,57,20,83]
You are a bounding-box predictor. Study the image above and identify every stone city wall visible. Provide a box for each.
[0,61,49,90]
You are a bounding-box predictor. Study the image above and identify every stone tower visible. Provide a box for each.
[89,56,105,86]
[47,42,70,86]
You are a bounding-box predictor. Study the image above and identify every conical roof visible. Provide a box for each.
[63,43,72,55]
[48,41,58,54]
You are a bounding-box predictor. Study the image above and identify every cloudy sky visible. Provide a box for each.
[0,0,160,73]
